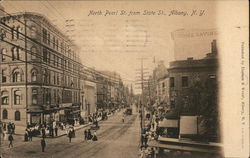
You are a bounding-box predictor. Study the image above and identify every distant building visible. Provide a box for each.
[168,40,218,114]
[146,61,170,107]
[96,71,125,110]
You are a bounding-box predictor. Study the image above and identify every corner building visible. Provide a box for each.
[0,12,83,127]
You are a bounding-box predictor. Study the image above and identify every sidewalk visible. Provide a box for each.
[0,112,118,149]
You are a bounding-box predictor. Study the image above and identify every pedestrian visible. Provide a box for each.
[51,128,54,138]
[28,128,33,141]
[55,126,58,137]
[68,129,72,143]
[8,134,14,148]
[41,138,46,152]
[12,123,15,134]
[84,129,88,140]
[42,126,46,138]
[92,131,98,141]
[7,122,11,134]
[24,130,29,142]
[122,115,125,123]
[87,129,92,140]
[72,128,75,138]
[3,129,8,141]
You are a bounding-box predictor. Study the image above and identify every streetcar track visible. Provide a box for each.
[67,115,137,158]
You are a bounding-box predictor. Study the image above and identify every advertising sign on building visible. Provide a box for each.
[171,29,218,60]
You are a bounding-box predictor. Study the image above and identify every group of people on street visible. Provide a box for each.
[1,122,16,148]
[24,128,34,141]
[84,129,98,141]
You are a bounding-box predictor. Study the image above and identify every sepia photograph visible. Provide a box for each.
[0,0,249,158]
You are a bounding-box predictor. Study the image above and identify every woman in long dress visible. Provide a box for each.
[3,130,8,141]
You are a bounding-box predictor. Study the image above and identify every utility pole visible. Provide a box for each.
[0,21,5,146]
[135,57,148,147]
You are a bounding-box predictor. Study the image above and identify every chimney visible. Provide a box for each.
[211,40,217,54]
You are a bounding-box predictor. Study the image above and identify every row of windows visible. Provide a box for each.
[11,26,22,40]
[42,48,79,72]
[2,109,21,121]
[1,47,23,62]
[169,75,216,88]
[2,68,23,83]
[42,28,76,61]
[1,67,79,88]
[1,46,78,73]
[170,76,188,88]
[1,89,79,106]
[1,90,21,105]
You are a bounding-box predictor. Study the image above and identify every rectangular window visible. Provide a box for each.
[43,48,47,62]
[2,70,7,83]
[182,76,188,87]
[61,42,64,54]
[47,33,50,46]
[56,39,59,51]
[47,50,50,64]
[170,77,175,88]
[32,89,38,105]
[53,36,56,49]
[42,28,47,44]
[1,49,7,61]
[54,72,56,85]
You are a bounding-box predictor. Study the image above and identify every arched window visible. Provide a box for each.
[14,90,21,105]
[1,91,9,105]
[31,69,38,82]
[15,111,21,121]
[13,69,22,82]
[2,109,8,119]
[0,28,7,40]
[32,89,38,104]
[1,48,7,61]
[12,47,19,61]
[30,26,37,38]
[2,69,7,83]
[31,46,37,59]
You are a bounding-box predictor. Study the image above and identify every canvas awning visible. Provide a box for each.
[158,119,178,128]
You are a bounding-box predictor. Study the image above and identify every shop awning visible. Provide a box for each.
[27,109,43,113]
[158,119,178,128]
[71,110,81,114]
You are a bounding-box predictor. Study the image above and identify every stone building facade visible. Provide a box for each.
[0,12,87,127]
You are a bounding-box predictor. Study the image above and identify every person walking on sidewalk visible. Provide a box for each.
[92,131,98,141]
[84,129,88,140]
[55,126,58,137]
[28,128,33,141]
[8,134,14,148]
[41,126,46,138]
[68,128,73,143]
[41,138,46,152]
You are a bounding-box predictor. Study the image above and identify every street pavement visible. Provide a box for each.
[0,111,141,158]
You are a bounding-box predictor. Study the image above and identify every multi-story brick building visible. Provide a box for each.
[168,40,218,114]
[0,12,86,127]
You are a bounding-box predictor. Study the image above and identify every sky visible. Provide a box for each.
[1,1,217,93]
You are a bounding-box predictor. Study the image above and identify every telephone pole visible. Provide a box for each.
[135,57,149,147]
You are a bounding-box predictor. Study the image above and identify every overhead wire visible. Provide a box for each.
[0,11,124,84]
